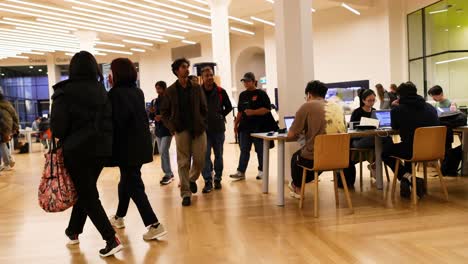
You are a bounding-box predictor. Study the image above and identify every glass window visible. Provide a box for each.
[408,10,424,59]
[425,0,449,55]
[409,59,425,95]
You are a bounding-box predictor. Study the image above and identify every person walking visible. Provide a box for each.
[200,66,232,193]
[160,58,208,206]
[50,51,122,257]
[149,81,175,185]
[106,58,167,241]
[0,87,18,171]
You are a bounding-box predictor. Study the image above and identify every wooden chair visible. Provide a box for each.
[391,126,449,205]
[298,133,353,217]
[351,148,390,190]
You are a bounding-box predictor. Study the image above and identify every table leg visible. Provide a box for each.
[9,138,14,154]
[374,136,384,190]
[277,140,285,206]
[27,133,32,153]
[262,139,270,194]
[462,131,468,176]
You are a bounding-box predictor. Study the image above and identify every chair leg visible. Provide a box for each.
[435,160,449,201]
[411,163,417,205]
[384,165,390,182]
[339,170,354,214]
[391,160,400,199]
[333,171,339,206]
[299,168,307,209]
[314,171,319,218]
[423,161,428,194]
[359,152,363,191]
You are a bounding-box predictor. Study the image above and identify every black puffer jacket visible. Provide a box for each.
[50,79,113,161]
[108,83,153,166]
[391,95,439,148]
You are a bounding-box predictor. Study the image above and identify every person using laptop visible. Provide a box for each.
[286,80,349,198]
[428,85,452,109]
[382,82,439,199]
[350,89,376,148]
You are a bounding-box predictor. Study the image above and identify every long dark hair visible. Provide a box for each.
[69,51,104,83]
[358,88,376,107]
[110,58,137,87]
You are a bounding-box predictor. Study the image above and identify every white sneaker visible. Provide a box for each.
[143,223,167,241]
[288,182,301,199]
[9,156,15,168]
[0,165,12,171]
[229,171,245,181]
[109,215,125,229]
[256,171,263,180]
[66,234,79,246]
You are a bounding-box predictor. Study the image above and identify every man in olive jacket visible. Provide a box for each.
[160,58,208,207]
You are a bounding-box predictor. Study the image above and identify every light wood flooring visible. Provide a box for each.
[2,142,468,264]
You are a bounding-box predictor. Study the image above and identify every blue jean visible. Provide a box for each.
[156,136,173,177]
[202,132,225,182]
[237,131,263,173]
[0,143,11,165]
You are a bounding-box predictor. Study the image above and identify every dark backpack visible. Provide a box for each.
[442,145,462,176]
[439,111,467,128]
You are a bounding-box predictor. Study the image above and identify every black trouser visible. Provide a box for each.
[291,150,356,188]
[382,142,413,180]
[65,159,115,242]
[116,165,158,227]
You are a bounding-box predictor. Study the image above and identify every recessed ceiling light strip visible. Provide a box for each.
[250,16,275,26]
[95,41,125,47]
[116,0,189,19]
[94,48,133,55]
[3,17,77,31]
[122,39,153,46]
[230,26,255,35]
[142,0,210,19]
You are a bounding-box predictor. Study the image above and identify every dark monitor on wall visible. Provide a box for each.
[325,80,369,103]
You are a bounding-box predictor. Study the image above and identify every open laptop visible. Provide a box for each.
[284,116,295,131]
[372,110,392,128]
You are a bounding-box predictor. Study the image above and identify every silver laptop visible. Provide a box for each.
[372,110,392,128]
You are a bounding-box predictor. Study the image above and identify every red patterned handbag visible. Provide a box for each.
[38,139,77,212]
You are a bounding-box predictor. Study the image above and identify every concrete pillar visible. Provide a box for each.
[46,53,61,102]
[74,30,97,53]
[264,27,278,104]
[274,0,314,180]
[208,0,233,99]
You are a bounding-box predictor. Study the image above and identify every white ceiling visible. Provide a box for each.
[0,0,371,59]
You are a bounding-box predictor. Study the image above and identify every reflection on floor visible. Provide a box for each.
[1,143,468,263]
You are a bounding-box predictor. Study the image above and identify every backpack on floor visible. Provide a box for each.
[38,139,77,212]
[441,146,462,176]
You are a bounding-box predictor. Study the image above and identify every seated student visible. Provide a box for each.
[428,85,452,108]
[382,82,439,199]
[350,89,376,148]
[286,80,348,198]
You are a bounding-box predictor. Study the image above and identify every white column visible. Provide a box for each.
[46,54,60,101]
[274,0,314,180]
[74,30,97,53]
[208,0,233,98]
[264,27,278,103]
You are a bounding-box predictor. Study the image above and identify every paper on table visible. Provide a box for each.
[360,117,380,128]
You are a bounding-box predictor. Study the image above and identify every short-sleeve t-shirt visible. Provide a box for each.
[237,89,273,132]
[289,99,346,160]
[350,107,375,123]
[435,99,452,108]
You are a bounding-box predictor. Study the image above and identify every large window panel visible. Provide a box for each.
[425,0,449,55]
[409,59,425,95]
[408,10,424,59]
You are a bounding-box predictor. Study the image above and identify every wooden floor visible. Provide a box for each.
[2,142,468,264]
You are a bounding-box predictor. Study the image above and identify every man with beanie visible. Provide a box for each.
[382,82,439,199]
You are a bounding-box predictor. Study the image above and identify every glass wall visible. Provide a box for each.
[408,0,468,105]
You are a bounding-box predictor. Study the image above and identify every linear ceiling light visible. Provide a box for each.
[122,39,154,46]
[130,48,146,52]
[311,8,316,12]
[181,40,197,45]
[142,0,210,19]
[9,55,29,59]
[230,27,255,35]
[265,0,274,3]
[165,0,210,12]
[191,0,208,4]
[0,30,79,46]
[3,17,77,31]
[94,48,133,55]
[95,41,125,47]
[116,0,188,19]
[341,3,360,15]
[0,34,79,49]
[0,28,78,42]
[22,51,45,55]
[435,56,468,65]
[228,16,254,25]
[250,16,275,26]
[94,52,107,56]
[429,9,448,15]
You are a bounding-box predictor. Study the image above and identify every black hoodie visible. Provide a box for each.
[50,79,113,161]
[391,94,439,147]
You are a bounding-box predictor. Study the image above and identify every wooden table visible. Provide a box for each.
[252,129,397,206]
[454,126,468,175]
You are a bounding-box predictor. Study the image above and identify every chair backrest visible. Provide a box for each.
[313,133,350,171]
[412,126,447,161]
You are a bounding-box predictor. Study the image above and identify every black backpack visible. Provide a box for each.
[439,111,467,128]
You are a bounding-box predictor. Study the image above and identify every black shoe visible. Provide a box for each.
[190,181,198,194]
[99,237,123,257]
[214,180,222,190]
[415,177,425,198]
[202,182,213,194]
[400,178,411,199]
[160,175,174,185]
[182,197,191,206]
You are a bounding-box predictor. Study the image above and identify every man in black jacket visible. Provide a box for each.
[382,82,439,199]
[200,67,232,193]
[149,81,174,186]
[161,58,208,207]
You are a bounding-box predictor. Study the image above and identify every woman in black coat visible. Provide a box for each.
[107,58,167,241]
[50,51,122,257]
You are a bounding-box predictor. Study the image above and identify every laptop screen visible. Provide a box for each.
[374,110,391,128]
[284,116,295,131]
